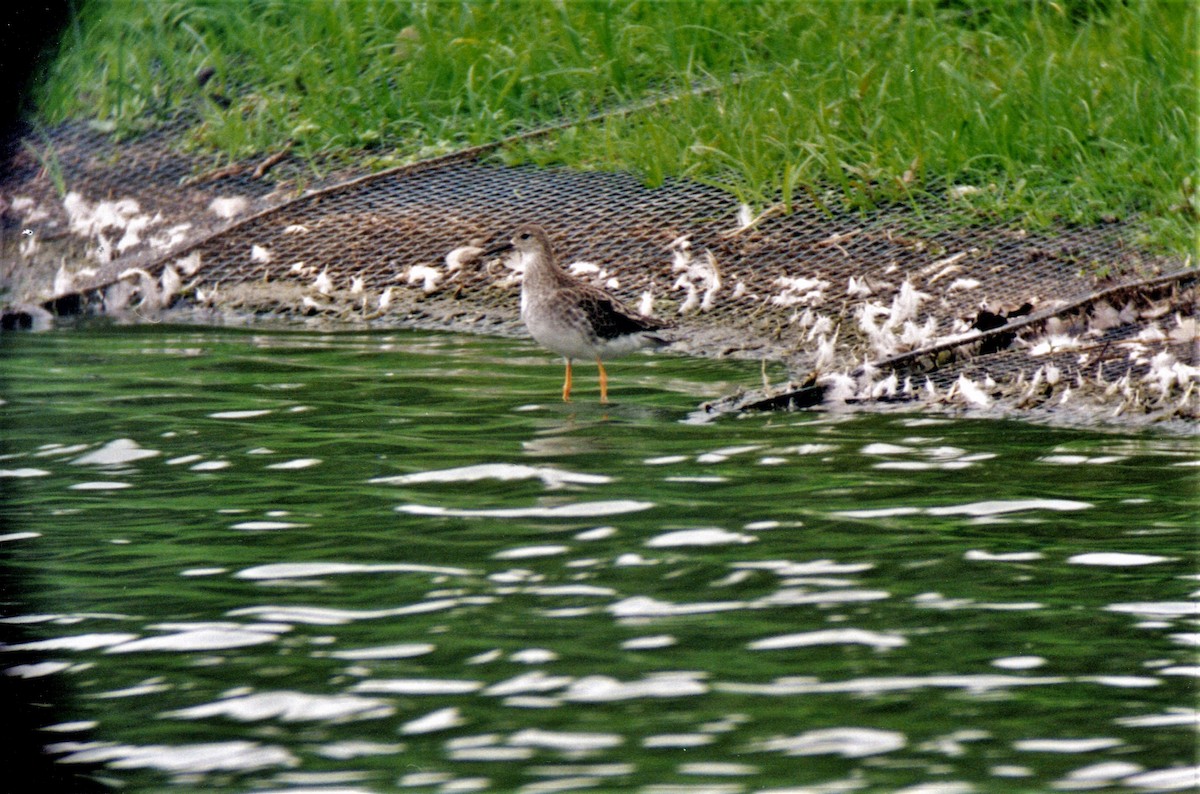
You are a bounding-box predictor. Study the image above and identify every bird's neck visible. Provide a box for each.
[521,249,572,292]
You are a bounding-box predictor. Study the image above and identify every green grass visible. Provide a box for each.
[32,0,1199,255]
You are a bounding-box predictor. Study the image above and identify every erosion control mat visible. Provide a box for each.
[2,116,1196,425]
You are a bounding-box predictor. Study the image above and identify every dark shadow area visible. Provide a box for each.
[1,334,109,791]
[0,2,70,133]
[0,8,110,785]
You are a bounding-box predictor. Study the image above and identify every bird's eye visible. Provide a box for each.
[519,232,530,240]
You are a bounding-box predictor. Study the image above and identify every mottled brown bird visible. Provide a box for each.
[487,223,667,403]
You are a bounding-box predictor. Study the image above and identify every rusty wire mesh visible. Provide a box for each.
[1,115,1195,422]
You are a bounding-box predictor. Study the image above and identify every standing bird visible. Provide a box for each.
[486,223,668,403]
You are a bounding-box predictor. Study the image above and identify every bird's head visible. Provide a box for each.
[485,223,550,257]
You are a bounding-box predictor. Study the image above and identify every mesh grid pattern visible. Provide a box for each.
[2,118,1195,421]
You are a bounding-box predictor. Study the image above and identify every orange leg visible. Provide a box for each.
[562,359,573,402]
[596,358,609,404]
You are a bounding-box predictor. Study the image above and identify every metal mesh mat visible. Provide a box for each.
[1,116,366,294]
[2,117,1195,423]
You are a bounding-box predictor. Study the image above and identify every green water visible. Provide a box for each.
[1,325,1195,793]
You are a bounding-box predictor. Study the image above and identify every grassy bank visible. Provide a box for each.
[33,0,1198,254]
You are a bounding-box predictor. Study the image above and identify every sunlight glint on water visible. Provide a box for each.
[0,326,1195,792]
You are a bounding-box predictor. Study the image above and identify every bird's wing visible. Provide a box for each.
[576,286,668,340]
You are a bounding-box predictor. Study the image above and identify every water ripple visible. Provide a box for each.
[165,692,394,722]
[70,438,160,466]
[5,328,1194,792]
[718,674,1069,696]
[350,679,483,696]
[645,528,757,547]
[397,500,654,519]
[50,740,298,773]
[836,499,1093,519]
[562,672,708,702]
[750,727,907,758]
[371,463,610,488]
[235,562,472,579]
[400,706,465,735]
[228,600,464,625]
[748,629,908,651]
[106,628,281,653]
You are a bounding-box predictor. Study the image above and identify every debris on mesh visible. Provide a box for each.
[705,272,1197,426]
[2,118,1196,423]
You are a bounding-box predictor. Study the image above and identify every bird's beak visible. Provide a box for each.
[483,241,513,257]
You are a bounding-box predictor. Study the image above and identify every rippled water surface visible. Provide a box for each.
[1,325,1196,793]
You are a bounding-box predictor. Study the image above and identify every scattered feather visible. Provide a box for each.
[313,268,333,295]
[1089,301,1122,332]
[723,203,784,236]
[806,315,835,342]
[847,276,873,298]
[1169,315,1198,344]
[445,245,484,271]
[699,252,722,311]
[63,192,143,237]
[93,233,115,264]
[1140,301,1173,320]
[813,330,838,372]
[19,231,38,258]
[116,267,160,308]
[926,264,963,284]
[149,222,192,251]
[897,317,938,351]
[53,264,74,296]
[672,245,720,313]
[956,375,992,408]
[406,265,443,293]
[674,278,699,315]
[1135,325,1166,343]
[772,276,831,308]
[567,261,602,277]
[820,372,857,402]
[1029,335,1082,356]
[870,373,899,399]
[116,212,161,253]
[104,279,134,312]
[669,236,692,271]
[888,281,930,327]
[736,203,755,230]
[175,251,202,276]
[208,196,249,220]
[925,251,967,275]
[160,266,182,306]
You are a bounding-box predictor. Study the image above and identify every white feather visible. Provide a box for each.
[445,245,484,271]
[312,268,333,295]
[955,375,991,408]
[638,291,655,317]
